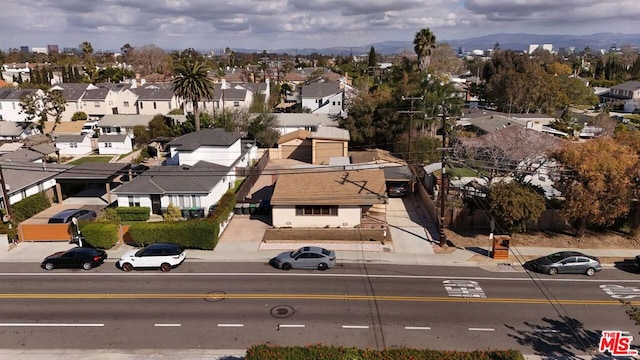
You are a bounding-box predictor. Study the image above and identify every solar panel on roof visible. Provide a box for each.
[0,90,12,99]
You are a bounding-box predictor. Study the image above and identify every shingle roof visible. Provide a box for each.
[112,161,228,195]
[55,134,88,143]
[0,160,71,195]
[130,87,174,101]
[0,148,43,162]
[271,169,387,206]
[167,128,242,150]
[98,134,128,143]
[29,143,59,155]
[56,163,131,181]
[301,81,342,98]
[611,81,640,92]
[0,88,38,100]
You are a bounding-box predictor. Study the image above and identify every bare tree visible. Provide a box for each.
[129,44,171,76]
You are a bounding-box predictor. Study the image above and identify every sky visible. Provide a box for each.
[2,0,639,53]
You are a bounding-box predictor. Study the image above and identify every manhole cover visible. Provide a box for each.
[204,291,227,302]
[270,305,295,319]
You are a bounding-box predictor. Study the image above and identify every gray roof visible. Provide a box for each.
[112,161,229,195]
[312,126,350,141]
[29,143,59,155]
[130,87,174,101]
[0,148,43,162]
[273,113,339,127]
[214,84,248,101]
[55,163,131,181]
[167,128,242,151]
[81,87,110,101]
[50,83,89,101]
[301,81,342,98]
[98,134,129,142]
[383,165,413,181]
[0,121,28,136]
[0,160,71,195]
[0,88,38,100]
[55,134,88,143]
[611,81,640,91]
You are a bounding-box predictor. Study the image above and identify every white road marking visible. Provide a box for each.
[342,325,369,329]
[443,280,487,298]
[278,324,305,328]
[217,324,244,327]
[405,326,431,330]
[1,272,636,283]
[600,284,640,299]
[0,323,104,327]
[468,327,495,332]
[154,324,181,327]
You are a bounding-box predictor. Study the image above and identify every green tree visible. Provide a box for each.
[368,46,377,69]
[553,138,638,237]
[413,28,436,72]
[19,89,66,134]
[148,114,175,138]
[71,111,88,121]
[171,52,215,132]
[248,113,279,147]
[488,182,546,234]
[133,125,150,144]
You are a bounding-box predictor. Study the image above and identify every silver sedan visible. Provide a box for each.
[270,246,337,271]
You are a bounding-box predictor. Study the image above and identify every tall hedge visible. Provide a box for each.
[245,345,525,360]
[9,192,51,223]
[79,222,119,249]
[210,192,236,223]
[127,220,218,250]
[116,207,150,221]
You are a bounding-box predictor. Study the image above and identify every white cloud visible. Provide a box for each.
[1,0,638,52]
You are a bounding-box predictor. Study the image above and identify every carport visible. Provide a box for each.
[382,165,414,196]
[54,163,131,205]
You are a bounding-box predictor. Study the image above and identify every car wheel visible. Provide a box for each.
[282,263,292,271]
[122,263,134,272]
[586,267,596,276]
[82,262,92,270]
[44,262,54,271]
[160,263,172,272]
[317,263,328,271]
[547,267,558,276]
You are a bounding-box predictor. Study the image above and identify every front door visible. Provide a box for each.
[151,195,161,215]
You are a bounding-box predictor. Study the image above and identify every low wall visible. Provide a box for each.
[262,228,390,244]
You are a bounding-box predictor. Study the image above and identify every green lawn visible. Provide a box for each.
[68,156,113,165]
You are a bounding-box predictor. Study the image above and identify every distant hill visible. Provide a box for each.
[236,33,640,56]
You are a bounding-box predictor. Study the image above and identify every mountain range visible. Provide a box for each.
[235,33,640,56]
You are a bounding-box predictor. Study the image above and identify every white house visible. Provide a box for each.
[300,81,345,115]
[54,134,93,156]
[112,161,235,217]
[166,128,256,168]
[98,114,187,138]
[271,113,340,135]
[0,88,44,122]
[97,134,133,155]
[130,85,181,115]
[0,160,71,212]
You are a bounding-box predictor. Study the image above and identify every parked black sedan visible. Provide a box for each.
[41,247,107,271]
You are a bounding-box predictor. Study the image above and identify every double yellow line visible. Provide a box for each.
[0,293,636,305]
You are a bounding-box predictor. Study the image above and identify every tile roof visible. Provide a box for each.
[271,169,387,206]
[167,128,242,150]
[112,161,228,195]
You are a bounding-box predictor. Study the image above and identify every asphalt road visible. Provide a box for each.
[1,262,640,357]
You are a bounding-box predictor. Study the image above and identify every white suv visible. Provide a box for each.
[117,243,186,272]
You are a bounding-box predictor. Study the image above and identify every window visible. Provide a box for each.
[332,101,335,106]
[123,101,129,107]
[233,101,240,107]
[153,101,157,109]
[139,102,144,109]
[94,102,100,108]
[70,142,78,148]
[128,196,141,207]
[295,205,338,216]
[105,142,112,148]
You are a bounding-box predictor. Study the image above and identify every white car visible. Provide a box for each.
[117,243,186,272]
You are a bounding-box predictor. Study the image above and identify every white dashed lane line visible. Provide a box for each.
[154,324,181,327]
[217,324,244,327]
[468,327,495,332]
[278,324,305,329]
[405,326,431,330]
[342,325,369,329]
[0,323,104,327]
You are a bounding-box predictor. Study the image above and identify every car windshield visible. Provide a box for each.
[546,252,567,263]
[290,249,302,258]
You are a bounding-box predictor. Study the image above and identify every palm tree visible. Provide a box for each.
[171,56,215,132]
[413,28,436,72]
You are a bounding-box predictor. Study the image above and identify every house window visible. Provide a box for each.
[139,102,144,109]
[70,142,78,148]
[105,142,112,148]
[123,101,129,107]
[128,196,141,207]
[167,101,171,108]
[233,101,240,107]
[153,101,157,109]
[94,102,100,108]
[295,205,338,216]
[0,103,2,109]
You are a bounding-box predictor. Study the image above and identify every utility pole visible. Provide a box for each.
[438,105,450,247]
[399,96,423,164]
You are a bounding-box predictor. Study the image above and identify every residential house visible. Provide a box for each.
[271,113,340,135]
[166,128,256,169]
[270,169,387,228]
[0,142,23,154]
[457,109,564,137]
[50,83,88,121]
[112,161,234,216]
[130,85,180,115]
[600,81,640,112]
[300,81,345,115]
[0,160,71,213]
[0,88,44,122]
[54,134,93,156]
[97,134,133,155]
[276,127,349,165]
[0,121,37,141]
[98,114,187,138]
[0,148,44,163]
